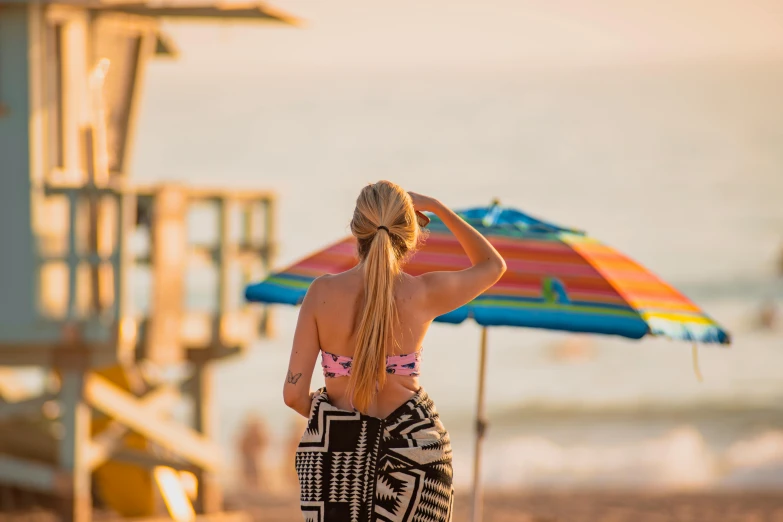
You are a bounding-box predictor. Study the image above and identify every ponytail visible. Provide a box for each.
[348,181,419,414]
[349,228,399,413]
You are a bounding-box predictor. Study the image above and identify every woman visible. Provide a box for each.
[283,181,506,522]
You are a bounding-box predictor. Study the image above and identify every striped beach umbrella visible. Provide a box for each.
[245,201,730,521]
[246,202,729,342]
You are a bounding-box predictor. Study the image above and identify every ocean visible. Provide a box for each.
[131,57,783,490]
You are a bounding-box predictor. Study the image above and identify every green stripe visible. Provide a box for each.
[476,298,641,318]
[266,276,313,289]
[267,279,640,318]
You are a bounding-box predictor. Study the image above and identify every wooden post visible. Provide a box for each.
[66,192,80,321]
[262,197,276,276]
[194,199,226,517]
[146,185,187,364]
[471,327,489,522]
[192,359,222,513]
[58,367,92,522]
[196,198,226,514]
[216,197,230,319]
[261,197,276,337]
[241,203,255,288]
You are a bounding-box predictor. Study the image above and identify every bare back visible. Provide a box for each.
[314,266,433,417]
[283,191,506,420]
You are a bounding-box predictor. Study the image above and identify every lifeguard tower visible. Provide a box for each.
[0,1,295,520]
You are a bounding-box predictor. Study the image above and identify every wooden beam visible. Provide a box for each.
[86,384,179,471]
[83,373,222,471]
[0,367,39,402]
[116,25,157,177]
[261,197,277,337]
[131,185,276,203]
[0,453,63,493]
[0,346,52,366]
[92,3,302,25]
[86,420,127,470]
[109,447,196,472]
[0,418,59,463]
[58,369,92,522]
[191,361,221,513]
[146,184,187,364]
[216,198,230,319]
[186,345,240,366]
[0,393,56,421]
[154,465,196,521]
[81,126,103,316]
[65,190,79,321]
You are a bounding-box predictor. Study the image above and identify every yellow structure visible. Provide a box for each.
[0,1,296,520]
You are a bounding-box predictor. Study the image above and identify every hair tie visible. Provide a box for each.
[377,225,389,233]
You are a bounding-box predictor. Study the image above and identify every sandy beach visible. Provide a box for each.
[2,490,782,522]
[224,490,783,522]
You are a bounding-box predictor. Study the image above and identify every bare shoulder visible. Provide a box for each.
[412,270,446,291]
[301,274,332,306]
[313,271,356,291]
[398,272,429,302]
[310,273,333,290]
[305,270,361,305]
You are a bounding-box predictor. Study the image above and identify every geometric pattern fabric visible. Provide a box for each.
[296,388,453,522]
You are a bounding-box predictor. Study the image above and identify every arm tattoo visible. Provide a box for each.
[287,370,302,385]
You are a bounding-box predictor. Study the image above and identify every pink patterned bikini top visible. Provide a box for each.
[320,349,422,378]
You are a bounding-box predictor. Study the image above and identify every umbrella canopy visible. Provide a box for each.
[245,203,730,345]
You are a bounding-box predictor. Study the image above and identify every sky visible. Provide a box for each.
[162,0,783,71]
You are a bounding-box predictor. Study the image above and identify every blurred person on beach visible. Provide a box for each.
[282,181,506,521]
[548,335,595,364]
[237,414,269,492]
[283,416,308,491]
[757,300,778,330]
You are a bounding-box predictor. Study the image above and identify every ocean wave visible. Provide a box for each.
[454,427,783,490]
[485,400,783,422]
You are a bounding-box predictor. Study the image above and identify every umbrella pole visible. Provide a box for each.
[471,327,489,522]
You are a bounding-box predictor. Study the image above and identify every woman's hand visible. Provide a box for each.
[408,192,441,213]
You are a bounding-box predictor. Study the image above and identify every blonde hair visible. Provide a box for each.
[349,181,419,413]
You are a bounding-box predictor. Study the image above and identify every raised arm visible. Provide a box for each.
[410,193,507,319]
[282,277,323,417]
